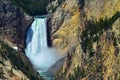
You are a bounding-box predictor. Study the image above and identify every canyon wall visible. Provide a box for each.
[0,0,33,48]
[50,0,120,80]
[0,0,120,79]
[0,0,42,80]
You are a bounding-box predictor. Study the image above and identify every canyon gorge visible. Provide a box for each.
[0,0,120,80]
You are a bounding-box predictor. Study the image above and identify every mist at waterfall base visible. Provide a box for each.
[25,17,64,79]
[26,47,63,70]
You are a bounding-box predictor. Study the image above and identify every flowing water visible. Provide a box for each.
[25,17,64,80]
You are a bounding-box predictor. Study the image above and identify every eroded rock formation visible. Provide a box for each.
[0,0,33,48]
[0,0,42,80]
[50,0,120,80]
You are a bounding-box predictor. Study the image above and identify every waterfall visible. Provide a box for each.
[25,17,64,80]
[25,17,47,55]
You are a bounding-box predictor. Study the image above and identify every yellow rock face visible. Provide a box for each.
[52,0,81,53]
[98,18,120,80]
[85,0,120,20]
[52,0,120,79]
[52,0,120,53]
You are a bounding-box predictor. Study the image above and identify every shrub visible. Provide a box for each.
[81,11,120,54]
[0,40,43,80]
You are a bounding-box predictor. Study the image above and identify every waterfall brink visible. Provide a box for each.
[25,17,64,80]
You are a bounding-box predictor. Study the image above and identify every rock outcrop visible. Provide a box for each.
[0,0,33,48]
[50,0,120,80]
[0,0,120,79]
[0,0,42,80]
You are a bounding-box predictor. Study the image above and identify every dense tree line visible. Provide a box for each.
[11,0,56,16]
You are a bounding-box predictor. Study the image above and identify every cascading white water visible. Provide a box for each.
[25,17,64,80]
[25,18,47,56]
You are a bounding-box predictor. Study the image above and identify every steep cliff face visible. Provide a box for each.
[97,18,120,80]
[0,0,33,48]
[0,0,42,80]
[51,0,81,53]
[51,0,120,79]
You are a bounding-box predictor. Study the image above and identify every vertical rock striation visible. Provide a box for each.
[50,0,120,79]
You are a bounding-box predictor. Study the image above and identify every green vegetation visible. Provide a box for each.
[0,68,3,78]
[79,0,85,9]
[0,60,5,66]
[58,0,65,5]
[55,65,85,80]
[69,66,85,80]
[49,0,65,12]
[11,0,64,16]
[0,40,43,80]
[68,12,120,80]
[11,0,47,16]
[81,11,120,54]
